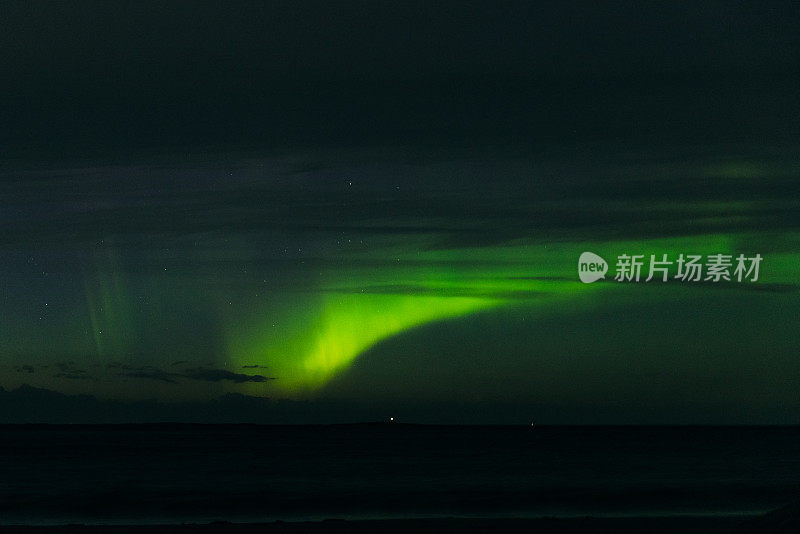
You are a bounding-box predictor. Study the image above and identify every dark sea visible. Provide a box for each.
[0,425,797,526]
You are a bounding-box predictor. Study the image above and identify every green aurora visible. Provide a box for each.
[1,150,799,423]
[70,230,799,398]
[2,1,800,425]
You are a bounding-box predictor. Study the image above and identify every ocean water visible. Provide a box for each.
[0,424,797,525]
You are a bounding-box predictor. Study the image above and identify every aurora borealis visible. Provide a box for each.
[1,1,799,423]
[2,149,799,423]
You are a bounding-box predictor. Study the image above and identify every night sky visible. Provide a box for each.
[1,1,799,423]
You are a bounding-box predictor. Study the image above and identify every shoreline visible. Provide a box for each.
[0,515,757,533]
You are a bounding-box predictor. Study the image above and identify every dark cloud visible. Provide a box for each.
[111,363,181,373]
[1,153,798,253]
[55,362,87,376]
[120,371,179,384]
[325,284,550,300]
[54,373,94,381]
[183,369,275,384]
[119,367,275,384]
[15,365,34,374]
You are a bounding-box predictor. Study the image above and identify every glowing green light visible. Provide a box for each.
[226,233,752,396]
[83,249,133,362]
[229,293,502,396]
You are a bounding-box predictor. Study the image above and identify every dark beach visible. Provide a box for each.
[0,516,759,533]
[0,424,797,533]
